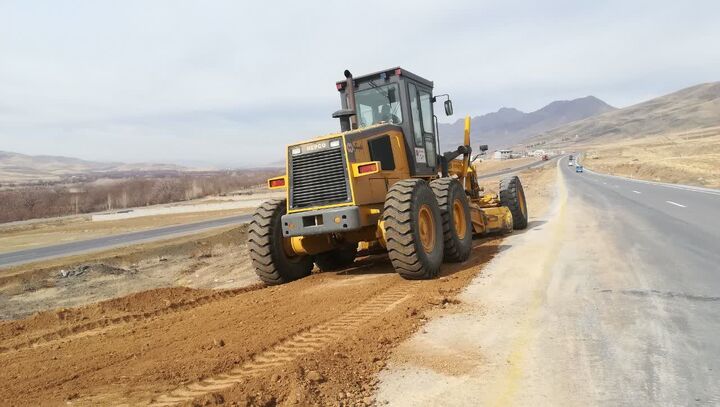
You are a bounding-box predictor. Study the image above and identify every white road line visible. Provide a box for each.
[583,168,720,196]
[666,201,687,208]
[632,190,641,194]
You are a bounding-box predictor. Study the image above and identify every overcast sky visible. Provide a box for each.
[1,1,719,167]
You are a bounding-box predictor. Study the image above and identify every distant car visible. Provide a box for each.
[575,164,584,173]
[569,155,574,161]
[568,160,574,166]
[541,154,549,161]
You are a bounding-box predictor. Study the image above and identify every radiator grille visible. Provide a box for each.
[290,147,350,209]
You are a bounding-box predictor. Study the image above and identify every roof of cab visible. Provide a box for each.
[336,67,433,89]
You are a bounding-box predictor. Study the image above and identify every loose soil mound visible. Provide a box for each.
[0,241,500,406]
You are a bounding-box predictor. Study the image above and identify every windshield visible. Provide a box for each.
[354,83,403,127]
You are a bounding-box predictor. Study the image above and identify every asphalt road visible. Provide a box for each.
[558,157,720,404]
[0,214,251,268]
[379,157,720,405]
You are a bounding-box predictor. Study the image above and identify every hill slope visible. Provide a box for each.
[529,82,720,146]
[438,96,615,151]
[0,151,187,182]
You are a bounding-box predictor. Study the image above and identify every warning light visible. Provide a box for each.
[269,178,286,188]
[357,163,378,174]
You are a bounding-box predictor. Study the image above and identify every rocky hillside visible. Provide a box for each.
[438,96,615,151]
[529,82,720,146]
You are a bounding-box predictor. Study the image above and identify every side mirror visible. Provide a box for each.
[444,100,453,116]
[478,144,488,152]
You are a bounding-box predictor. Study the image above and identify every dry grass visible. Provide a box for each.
[582,127,720,188]
[473,157,536,174]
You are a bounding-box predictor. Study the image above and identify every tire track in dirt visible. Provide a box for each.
[148,285,414,406]
[0,284,265,354]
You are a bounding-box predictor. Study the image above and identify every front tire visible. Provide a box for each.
[383,179,444,280]
[431,178,473,262]
[248,199,313,285]
[499,176,528,230]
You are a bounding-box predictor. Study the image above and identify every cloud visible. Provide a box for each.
[1,0,719,166]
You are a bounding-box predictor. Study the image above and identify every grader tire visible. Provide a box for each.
[499,176,528,230]
[248,199,313,285]
[314,243,358,271]
[430,178,473,262]
[383,179,444,280]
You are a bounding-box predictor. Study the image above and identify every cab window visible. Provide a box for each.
[419,90,436,165]
[420,90,433,134]
[354,84,403,128]
[408,83,423,146]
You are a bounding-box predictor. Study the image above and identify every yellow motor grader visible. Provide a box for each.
[249,68,527,284]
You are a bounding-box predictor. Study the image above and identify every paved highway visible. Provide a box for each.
[557,156,720,404]
[0,214,251,268]
[379,157,720,405]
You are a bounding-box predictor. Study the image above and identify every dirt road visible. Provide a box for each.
[0,242,500,406]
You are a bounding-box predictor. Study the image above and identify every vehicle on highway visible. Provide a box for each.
[249,68,529,285]
[575,164,584,173]
[568,160,574,166]
[542,154,549,161]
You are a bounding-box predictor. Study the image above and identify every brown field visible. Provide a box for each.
[0,165,555,406]
[473,156,536,174]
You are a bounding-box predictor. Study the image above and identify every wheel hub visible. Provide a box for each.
[452,198,467,239]
[418,204,436,253]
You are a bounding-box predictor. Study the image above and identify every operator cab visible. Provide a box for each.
[334,67,453,177]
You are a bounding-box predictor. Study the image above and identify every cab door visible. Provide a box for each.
[407,82,437,175]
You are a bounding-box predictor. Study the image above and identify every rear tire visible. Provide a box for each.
[314,243,358,271]
[430,178,473,262]
[248,199,313,285]
[383,179,444,280]
[499,176,528,230]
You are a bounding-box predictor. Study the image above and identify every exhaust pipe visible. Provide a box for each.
[332,70,358,132]
[344,70,357,130]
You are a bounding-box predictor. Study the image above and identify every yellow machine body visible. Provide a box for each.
[269,117,513,257]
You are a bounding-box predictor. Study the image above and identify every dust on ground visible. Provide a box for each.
[0,167,555,407]
[581,127,720,188]
[0,227,257,319]
[377,161,574,406]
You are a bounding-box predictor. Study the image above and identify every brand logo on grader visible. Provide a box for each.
[304,142,327,152]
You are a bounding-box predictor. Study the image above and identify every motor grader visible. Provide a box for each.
[249,68,527,285]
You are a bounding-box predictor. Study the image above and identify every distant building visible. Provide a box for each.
[493,149,512,160]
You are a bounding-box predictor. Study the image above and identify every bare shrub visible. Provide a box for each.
[0,169,280,223]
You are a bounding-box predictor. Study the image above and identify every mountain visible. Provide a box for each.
[529,82,720,146]
[437,96,615,151]
[0,151,188,182]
